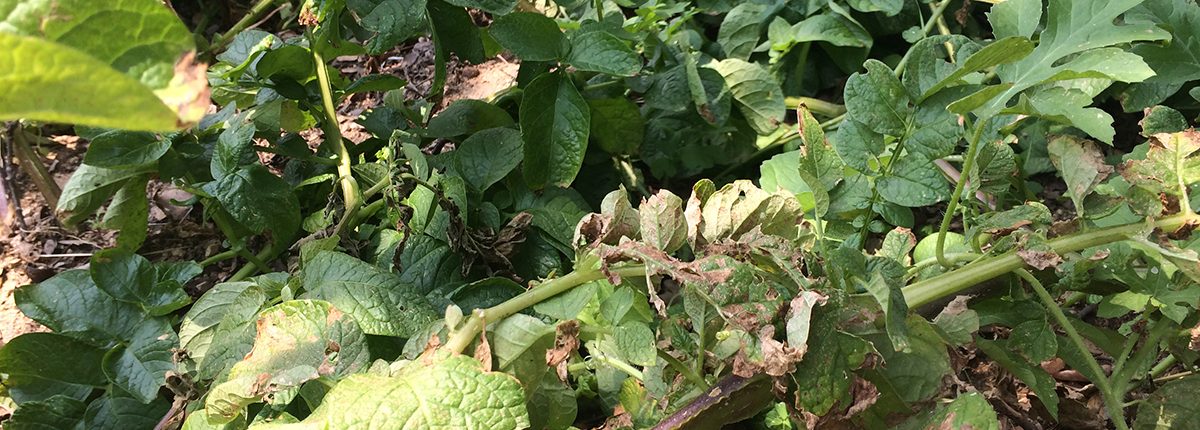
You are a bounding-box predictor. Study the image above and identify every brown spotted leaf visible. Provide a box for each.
[205,300,369,424]
[1121,130,1200,211]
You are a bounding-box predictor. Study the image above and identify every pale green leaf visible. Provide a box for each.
[708,59,786,135]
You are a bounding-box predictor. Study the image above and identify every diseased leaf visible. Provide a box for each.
[247,353,529,430]
[639,190,687,253]
[301,251,439,337]
[520,73,590,189]
[566,31,640,76]
[179,281,269,380]
[896,392,999,430]
[1121,130,1200,207]
[866,316,950,403]
[206,300,369,424]
[976,337,1060,418]
[1048,135,1115,215]
[489,12,565,61]
[1141,105,1189,136]
[1134,374,1200,429]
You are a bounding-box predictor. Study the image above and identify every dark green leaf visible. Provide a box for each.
[566,31,640,76]
[975,338,1059,418]
[98,175,151,251]
[0,333,105,403]
[520,73,590,188]
[343,74,407,95]
[587,97,644,155]
[878,157,950,207]
[57,163,155,227]
[443,0,517,15]
[15,270,145,345]
[4,395,87,430]
[91,250,190,316]
[102,320,178,403]
[428,0,486,64]
[1134,374,1200,429]
[489,12,566,61]
[896,392,999,430]
[847,0,902,16]
[452,127,524,191]
[866,316,950,403]
[844,59,909,136]
[214,165,301,240]
[211,117,256,181]
[1141,105,1189,136]
[83,131,169,168]
[256,45,314,81]
[347,0,429,54]
[82,387,172,430]
[717,3,767,60]
[426,99,515,138]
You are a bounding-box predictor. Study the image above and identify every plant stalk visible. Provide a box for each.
[444,265,648,354]
[207,0,279,56]
[904,212,1200,308]
[935,121,988,267]
[894,0,956,76]
[11,126,61,212]
[1018,268,1129,430]
[311,47,363,237]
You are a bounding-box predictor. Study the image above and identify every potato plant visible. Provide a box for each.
[1,0,1200,428]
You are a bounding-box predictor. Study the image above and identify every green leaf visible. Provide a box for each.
[847,0,902,16]
[347,0,429,54]
[211,117,257,181]
[520,73,590,189]
[922,36,1034,100]
[878,157,951,207]
[489,12,565,61]
[975,337,1059,418]
[897,392,999,430]
[774,13,870,52]
[450,278,525,311]
[1048,135,1113,215]
[491,315,575,429]
[214,165,301,241]
[443,0,517,15]
[82,387,172,430]
[0,333,105,403]
[56,161,155,228]
[301,251,439,337]
[256,45,315,82]
[99,175,151,251]
[426,99,515,138]
[91,250,190,316]
[178,281,268,379]
[102,320,178,403]
[15,270,145,344]
[427,0,485,64]
[613,323,657,367]
[1127,0,1200,86]
[532,281,597,320]
[206,300,370,424]
[3,395,86,430]
[978,0,1170,119]
[860,262,910,352]
[866,316,950,403]
[566,31,640,76]
[717,3,766,60]
[1134,374,1200,429]
[1007,88,1116,144]
[708,59,786,135]
[83,131,170,168]
[685,59,733,125]
[989,0,1041,39]
[792,307,871,416]
[0,0,204,130]
[844,59,909,137]
[587,97,645,155]
[452,127,524,192]
[247,354,529,430]
[932,297,980,346]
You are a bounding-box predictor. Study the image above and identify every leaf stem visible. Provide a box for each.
[443,265,648,354]
[658,350,707,388]
[903,212,1200,308]
[207,0,279,56]
[199,249,239,267]
[893,0,955,76]
[935,120,987,267]
[783,97,845,118]
[1017,268,1129,430]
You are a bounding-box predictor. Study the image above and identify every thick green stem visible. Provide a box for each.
[228,240,284,282]
[903,212,1199,308]
[444,265,648,354]
[1018,269,1129,430]
[658,350,706,387]
[784,96,844,118]
[311,47,362,238]
[207,0,279,56]
[936,122,987,267]
[199,249,239,267]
